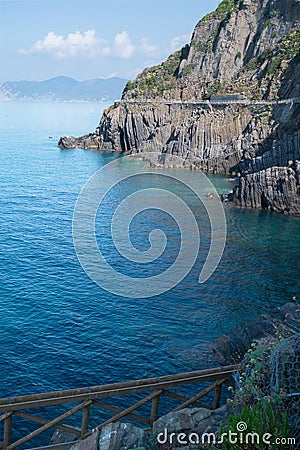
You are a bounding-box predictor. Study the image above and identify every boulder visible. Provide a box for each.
[153,405,233,448]
[212,302,300,365]
[153,408,211,436]
[58,135,78,149]
[98,422,149,450]
[69,430,100,450]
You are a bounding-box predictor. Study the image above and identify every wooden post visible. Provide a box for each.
[213,383,223,410]
[4,414,12,449]
[7,401,91,450]
[81,404,90,438]
[150,392,160,427]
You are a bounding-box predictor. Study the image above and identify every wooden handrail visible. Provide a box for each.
[0,365,238,450]
[0,365,236,412]
[0,365,236,408]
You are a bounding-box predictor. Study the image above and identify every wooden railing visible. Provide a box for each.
[0,365,237,450]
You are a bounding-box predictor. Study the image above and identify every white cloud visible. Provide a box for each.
[101,31,135,59]
[168,33,192,53]
[20,30,102,59]
[138,38,157,56]
[19,29,161,59]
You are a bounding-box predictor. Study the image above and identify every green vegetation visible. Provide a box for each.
[280,28,300,60]
[214,0,240,15]
[214,309,300,450]
[191,39,209,53]
[122,0,299,101]
[212,12,231,44]
[180,62,196,77]
[201,0,240,23]
[266,57,282,76]
[203,81,224,99]
[215,401,291,450]
[125,80,134,91]
[245,56,259,71]
[263,18,272,29]
[163,51,181,76]
[125,45,186,96]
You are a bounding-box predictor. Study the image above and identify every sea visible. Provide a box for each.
[0,101,299,444]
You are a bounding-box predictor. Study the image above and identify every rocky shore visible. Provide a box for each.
[59,0,300,215]
[49,301,299,450]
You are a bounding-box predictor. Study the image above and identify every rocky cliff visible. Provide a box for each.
[59,0,300,215]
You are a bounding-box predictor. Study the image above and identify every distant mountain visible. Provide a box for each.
[0,76,127,102]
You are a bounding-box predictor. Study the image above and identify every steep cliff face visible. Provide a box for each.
[58,0,300,214]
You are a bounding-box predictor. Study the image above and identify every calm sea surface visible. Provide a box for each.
[1,101,299,402]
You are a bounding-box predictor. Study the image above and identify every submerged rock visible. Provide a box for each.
[212,302,300,365]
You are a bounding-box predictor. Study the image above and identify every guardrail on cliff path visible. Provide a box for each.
[0,364,238,449]
[121,96,300,107]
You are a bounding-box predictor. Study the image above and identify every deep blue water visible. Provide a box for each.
[0,102,300,443]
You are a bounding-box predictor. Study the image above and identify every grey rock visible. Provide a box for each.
[153,405,233,448]
[153,407,215,436]
[50,430,79,445]
[69,430,100,450]
[58,0,300,215]
[213,302,300,365]
[98,422,148,450]
[58,135,78,149]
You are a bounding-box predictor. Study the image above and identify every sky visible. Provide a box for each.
[0,0,220,84]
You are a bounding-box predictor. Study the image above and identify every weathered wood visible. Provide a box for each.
[95,390,163,432]
[7,401,91,450]
[0,366,238,449]
[0,365,237,410]
[92,400,150,425]
[162,389,211,409]
[23,441,81,450]
[14,411,81,436]
[172,380,224,412]
[81,404,90,438]
[0,413,12,424]
[150,392,160,427]
[4,414,12,449]
[0,369,236,413]
[213,381,223,409]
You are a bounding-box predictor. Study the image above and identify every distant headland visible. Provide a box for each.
[0,75,127,102]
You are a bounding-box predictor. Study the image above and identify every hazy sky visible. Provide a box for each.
[0,0,219,83]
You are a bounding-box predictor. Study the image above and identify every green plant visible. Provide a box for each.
[263,18,272,29]
[162,51,181,76]
[199,0,239,25]
[280,28,300,60]
[125,80,134,91]
[181,62,196,77]
[214,400,291,449]
[245,57,259,71]
[267,57,281,76]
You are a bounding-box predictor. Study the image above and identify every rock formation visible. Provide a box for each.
[58,0,300,215]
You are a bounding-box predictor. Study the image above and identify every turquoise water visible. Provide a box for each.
[1,101,300,402]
